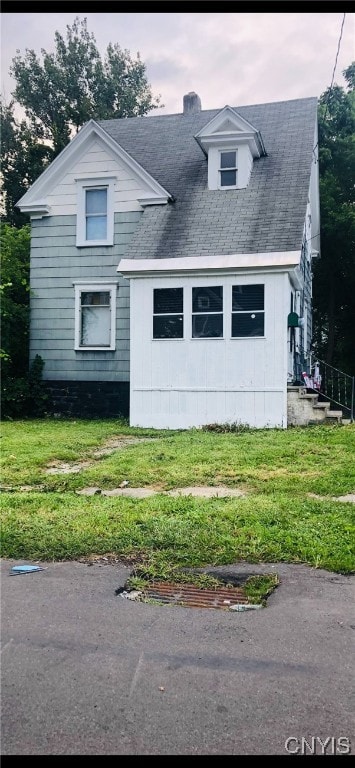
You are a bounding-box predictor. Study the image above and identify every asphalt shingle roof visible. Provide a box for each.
[98,96,317,259]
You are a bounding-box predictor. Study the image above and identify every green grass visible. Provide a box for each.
[1,419,355,573]
[243,574,280,605]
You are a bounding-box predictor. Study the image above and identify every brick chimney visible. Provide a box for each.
[183,92,201,114]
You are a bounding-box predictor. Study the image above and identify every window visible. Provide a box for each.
[85,188,107,240]
[153,288,183,338]
[74,283,117,350]
[76,178,115,246]
[219,151,237,188]
[231,284,264,337]
[192,286,223,338]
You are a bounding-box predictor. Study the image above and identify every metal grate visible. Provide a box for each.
[142,581,250,610]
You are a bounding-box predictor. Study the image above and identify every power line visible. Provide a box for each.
[312,12,346,162]
[306,13,347,254]
[306,232,320,244]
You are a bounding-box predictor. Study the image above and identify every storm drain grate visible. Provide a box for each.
[142,581,251,610]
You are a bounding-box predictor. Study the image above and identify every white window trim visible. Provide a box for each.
[152,286,184,340]
[231,283,265,339]
[191,285,224,339]
[74,281,117,351]
[76,177,115,247]
[218,149,238,190]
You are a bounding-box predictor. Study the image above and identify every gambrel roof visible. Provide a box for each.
[98,96,318,259]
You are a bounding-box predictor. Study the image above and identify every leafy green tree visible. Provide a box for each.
[313,63,355,375]
[10,16,161,155]
[0,222,31,377]
[0,99,52,226]
[0,224,48,418]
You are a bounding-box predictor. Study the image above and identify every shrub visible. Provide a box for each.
[201,421,252,433]
[1,354,48,419]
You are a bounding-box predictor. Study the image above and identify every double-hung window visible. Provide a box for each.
[192,286,223,337]
[74,282,117,350]
[76,178,115,246]
[153,288,183,338]
[231,284,265,337]
[85,188,107,241]
[219,151,237,188]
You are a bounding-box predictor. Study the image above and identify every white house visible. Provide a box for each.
[17,92,320,428]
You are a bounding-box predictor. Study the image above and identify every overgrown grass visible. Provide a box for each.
[1,490,354,573]
[1,419,354,573]
[2,420,355,497]
[0,418,173,487]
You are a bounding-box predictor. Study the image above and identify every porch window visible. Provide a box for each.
[153,288,183,338]
[192,286,223,337]
[231,284,264,337]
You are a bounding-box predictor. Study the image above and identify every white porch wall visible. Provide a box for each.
[129,271,289,429]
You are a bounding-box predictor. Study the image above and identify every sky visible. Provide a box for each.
[1,12,354,115]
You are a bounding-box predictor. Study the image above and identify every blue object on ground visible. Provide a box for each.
[10,565,45,575]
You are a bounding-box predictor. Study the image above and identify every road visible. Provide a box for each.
[1,559,354,755]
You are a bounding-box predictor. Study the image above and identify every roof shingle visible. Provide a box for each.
[98,96,317,259]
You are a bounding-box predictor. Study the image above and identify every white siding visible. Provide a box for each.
[46,138,148,216]
[130,271,289,429]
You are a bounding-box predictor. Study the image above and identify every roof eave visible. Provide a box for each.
[193,132,265,159]
[16,119,172,212]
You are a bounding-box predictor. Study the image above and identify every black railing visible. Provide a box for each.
[311,359,354,422]
[294,352,354,422]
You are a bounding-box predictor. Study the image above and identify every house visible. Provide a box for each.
[16,92,320,429]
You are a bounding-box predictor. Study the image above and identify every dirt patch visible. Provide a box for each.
[0,484,45,492]
[45,436,156,475]
[92,437,156,457]
[308,492,355,503]
[75,485,246,498]
[167,486,245,498]
[102,487,158,498]
[46,461,92,475]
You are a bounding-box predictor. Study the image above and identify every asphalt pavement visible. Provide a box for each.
[1,558,354,755]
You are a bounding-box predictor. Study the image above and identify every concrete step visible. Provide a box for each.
[325,410,343,423]
[287,386,307,395]
[287,386,350,427]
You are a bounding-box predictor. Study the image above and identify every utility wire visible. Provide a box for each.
[312,12,346,161]
[307,13,347,246]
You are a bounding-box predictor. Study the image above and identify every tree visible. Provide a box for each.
[10,17,161,156]
[0,99,52,226]
[312,63,355,376]
[0,222,31,378]
[2,17,161,225]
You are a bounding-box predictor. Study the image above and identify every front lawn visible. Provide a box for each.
[1,419,354,573]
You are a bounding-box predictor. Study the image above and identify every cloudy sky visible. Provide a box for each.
[1,12,354,114]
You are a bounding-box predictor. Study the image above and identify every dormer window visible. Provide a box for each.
[219,151,237,188]
[194,105,266,192]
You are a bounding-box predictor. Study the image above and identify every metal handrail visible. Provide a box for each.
[310,358,354,422]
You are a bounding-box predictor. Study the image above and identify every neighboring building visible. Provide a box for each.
[16,92,320,428]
